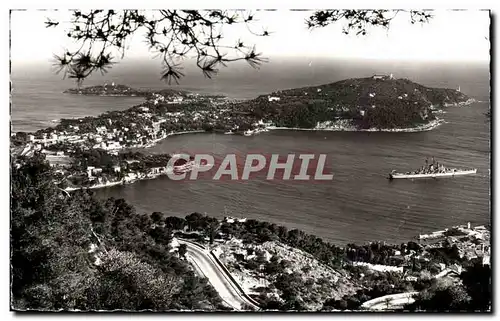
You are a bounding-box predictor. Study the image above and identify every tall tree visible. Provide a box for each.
[11,155,95,309]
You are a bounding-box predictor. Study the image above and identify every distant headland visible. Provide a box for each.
[242,74,475,131]
[63,82,187,99]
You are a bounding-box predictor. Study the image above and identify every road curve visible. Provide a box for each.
[361,292,418,310]
[177,239,260,311]
[361,266,461,310]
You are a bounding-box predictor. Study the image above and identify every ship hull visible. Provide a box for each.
[389,169,477,179]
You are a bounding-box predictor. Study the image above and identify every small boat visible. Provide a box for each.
[243,130,254,137]
[172,161,196,174]
[224,130,234,135]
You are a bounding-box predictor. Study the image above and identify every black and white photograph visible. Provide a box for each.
[9,7,491,313]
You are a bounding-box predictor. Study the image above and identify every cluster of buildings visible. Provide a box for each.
[418,223,490,266]
[25,93,236,182]
[347,222,490,283]
[151,93,184,105]
[15,88,281,189]
[23,93,202,155]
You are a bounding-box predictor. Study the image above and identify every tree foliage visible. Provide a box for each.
[406,261,491,312]
[306,10,432,35]
[47,9,432,85]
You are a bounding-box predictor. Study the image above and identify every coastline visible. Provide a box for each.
[143,130,207,148]
[64,162,196,192]
[64,180,124,192]
[110,118,445,150]
[264,118,444,134]
[443,98,477,107]
[131,118,443,145]
[39,116,445,192]
[63,92,142,97]
[61,117,444,191]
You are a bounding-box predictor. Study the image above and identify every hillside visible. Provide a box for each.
[215,238,358,310]
[11,156,227,311]
[243,76,473,130]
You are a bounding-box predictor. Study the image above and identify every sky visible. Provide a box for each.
[10,9,490,66]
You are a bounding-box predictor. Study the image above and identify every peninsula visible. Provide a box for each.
[63,82,187,99]
[242,74,473,130]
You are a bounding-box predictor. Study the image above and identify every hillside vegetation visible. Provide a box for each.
[11,155,225,311]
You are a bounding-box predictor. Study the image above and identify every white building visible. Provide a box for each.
[172,96,184,103]
[372,74,394,80]
[96,126,107,135]
[125,172,138,181]
[268,96,281,102]
[106,141,121,150]
[167,96,184,104]
[87,166,95,178]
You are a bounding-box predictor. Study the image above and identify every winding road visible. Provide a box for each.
[179,238,419,312]
[360,267,461,310]
[177,239,260,311]
[361,292,418,310]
